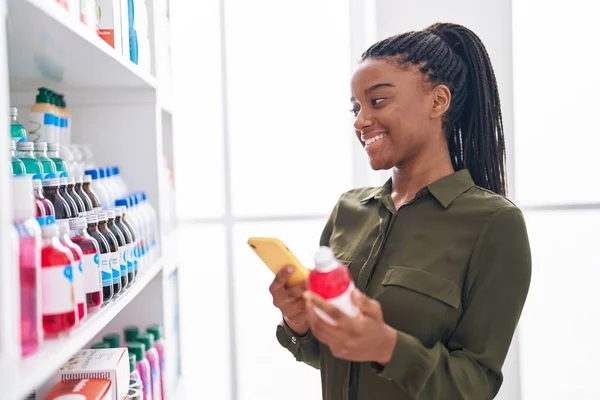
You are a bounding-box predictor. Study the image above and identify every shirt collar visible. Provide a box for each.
[359,169,475,208]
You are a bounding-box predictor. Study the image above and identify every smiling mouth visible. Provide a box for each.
[363,132,386,147]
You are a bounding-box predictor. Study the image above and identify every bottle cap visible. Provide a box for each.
[42,173,59,188]
[59,177,68,186]
[75,176,83,184]
[32,178,42,190]
[69,217,87,230]
[33,142,48,151]
[16,141,34,151]
[106,209,115,220]
[47,142,59,152]
[115,199,129,208]
[98,212,108,222]
[10,140,16,150]
[147,325,163,341]
[41,223,59,238]
[112,166,120,176]
[57,220,70,235]
[103,333,121,348]
[12,176,35,220]
[129,354,136,373]
[124,326,140,342]
[113,207,124,217]
[126,342,145,363]
[85,169,99,180]
[86,213,98,224]
[130,195,138,206]
[83,174,92,183]
[135,333,154,352]
[91,342,110,349]
[105,167,112,177]
[98,168,106,179]
[10,106,18,117]
[66,177,75,186]
[314,246,338,272]
[35,87,51,104]
[141,192,147,201]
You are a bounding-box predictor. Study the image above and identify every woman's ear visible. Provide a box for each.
[430,84,451,120]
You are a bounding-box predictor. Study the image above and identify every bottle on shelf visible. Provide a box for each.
[67,176,86,215]
[147,324,166,400]
[56,94,71,145]
[59,176,79,218]
[106,209,128,289]
[91,342,111,349]
[69,144,85,177]
[117,198,145,272]
[98,212,122,296]
[83,174,102,212]
[308,246,359,325]
[74,176,93,213]
[139,192,159,262]
[103,333,121,348]
[10,107,27,143]
[104,167,121,200]
[124,326,140,342]
[115,207,135,284]
[85,169,111,209]
[10,140,26,176]
[42,174,72,220]
[130,354,142,381]
[12,176,42,357]
[28,87,57,144]
[127,342,152,400]
[129,195,148,268]
[47,143,69,175]
[136,333,162,400]
[41,222,78,336]
[116,204,139,278]
[69,217,103,309]
[98,167,116,207]
[111,166,128,198]
[57,220,87,322]
[16,141,44,177]
[33,142,57,174]
[86,213,113,302]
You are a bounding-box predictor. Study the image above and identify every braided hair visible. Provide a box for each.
[362,23,506,197]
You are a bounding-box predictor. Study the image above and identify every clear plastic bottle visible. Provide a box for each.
[106,209,128,289]
[16,141,44,177]
[10,107,28,143]
[85,169,111,209]
[10,141,26,176]
[41,222,78,336]
[147,325,166,399]
[139,192,159,262]
[70,217,102,309]
[308,246,358,324]
[130,195,148,267]
[104,167,122,200]
[47,143,69,176]
[13,176,42,357]
[98,167,117,208]
[86,213,113,302]
[136,333,162,400]
[57,220,87,322]
[127,342,153,400]
[33,142,57,174]
[98,212,122,296]
[111,166,128,198]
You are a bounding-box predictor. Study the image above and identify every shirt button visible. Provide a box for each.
[291,336,297,345]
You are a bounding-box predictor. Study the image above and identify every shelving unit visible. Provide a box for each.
[0,0,181,399]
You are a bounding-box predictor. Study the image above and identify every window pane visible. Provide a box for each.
[232,219,327,400]
[519,210,600,400]
[225,0,354,217]
[178,224,231,400]
[171,1,226,219]
[513,1,600,205]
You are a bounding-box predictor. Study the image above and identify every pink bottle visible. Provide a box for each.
[308,246,358,324]
[41,222,78,336]
[33,177,55,226]
[12,176,42,357]
[57,220,87,322]
[128,342,152,400]
[147,324,166,400]
[137,333,163,400]
[69,217,103,309]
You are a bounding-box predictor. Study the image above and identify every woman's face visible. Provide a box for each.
[350,57,447,171]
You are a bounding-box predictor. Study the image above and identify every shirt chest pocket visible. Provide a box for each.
[376,266,462,347]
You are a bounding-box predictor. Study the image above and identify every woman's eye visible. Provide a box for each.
[350,108,360,117]
[372,98,386,106]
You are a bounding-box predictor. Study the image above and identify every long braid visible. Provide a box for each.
[361,23,506,197]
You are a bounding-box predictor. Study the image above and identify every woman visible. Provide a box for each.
[270,22,531,400]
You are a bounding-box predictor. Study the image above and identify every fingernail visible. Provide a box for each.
[286,266,294,273]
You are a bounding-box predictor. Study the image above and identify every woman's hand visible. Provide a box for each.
[304,289,397,365]
[269,266,310,335]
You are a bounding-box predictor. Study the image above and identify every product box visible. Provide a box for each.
[45,379,112,400]
[98,0,123,53]
[58,348,130,400]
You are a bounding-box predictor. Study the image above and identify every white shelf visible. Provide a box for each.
[6,0,157,90]
[1,260,164,400]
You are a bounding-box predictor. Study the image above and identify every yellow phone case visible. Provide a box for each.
[247,237,310,285]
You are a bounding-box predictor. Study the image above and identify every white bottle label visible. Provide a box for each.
[42,264,75,315]
[119,246,127,277]
[83,253,101,293]
[314,282,359,326]
[100,253,112,286]
[74,258,85,304]
[127,243,134,274]
[28,112,57,143]
[111,252,120,284]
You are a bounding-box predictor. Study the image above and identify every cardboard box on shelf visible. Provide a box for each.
[45,379,112,400]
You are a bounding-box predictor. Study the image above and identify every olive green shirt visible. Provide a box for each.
[276,169,531,400]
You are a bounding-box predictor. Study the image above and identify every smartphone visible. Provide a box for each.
[247,237,310,285]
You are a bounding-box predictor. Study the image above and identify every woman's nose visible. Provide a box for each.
[353,111,374,132]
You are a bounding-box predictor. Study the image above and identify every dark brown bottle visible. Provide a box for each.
[75,176,93,212]
[107,209,128,289]
[67,177,86,215]
[83,174,101,212]
[42,175,72,220]
[98,212,122,296]
[86,213,113,302]
[59,177,78,217]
